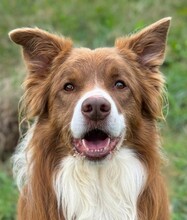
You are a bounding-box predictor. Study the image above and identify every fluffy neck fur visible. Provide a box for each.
[13,128,146,220]
[54,149,147,220]
[12,123,170,220]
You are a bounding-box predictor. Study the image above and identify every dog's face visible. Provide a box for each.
[50,48,138,160]
[9,18,171,161]
[57,48,130,160]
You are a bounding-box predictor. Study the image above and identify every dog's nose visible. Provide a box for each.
[81,97,111,121]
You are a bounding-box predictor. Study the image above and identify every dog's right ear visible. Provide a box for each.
[9,28,72,74]
[9,28,72,118]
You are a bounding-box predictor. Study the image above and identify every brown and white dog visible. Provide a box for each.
[9,17,171,220]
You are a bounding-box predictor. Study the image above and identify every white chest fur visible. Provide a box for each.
[54,148,147,220]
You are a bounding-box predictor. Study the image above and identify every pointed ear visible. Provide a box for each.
[9,27,72,74]
[115,17,171,69]
[9,28,72,118]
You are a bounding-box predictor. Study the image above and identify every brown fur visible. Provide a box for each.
[9,17,171,220]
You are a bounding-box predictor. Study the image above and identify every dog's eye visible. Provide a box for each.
[64,83,75,92]
[114,80,126,89]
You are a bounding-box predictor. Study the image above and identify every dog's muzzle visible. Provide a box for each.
[71,89,125,161]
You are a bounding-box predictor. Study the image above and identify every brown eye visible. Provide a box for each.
[64,83,75,92]
[114,80,126,89]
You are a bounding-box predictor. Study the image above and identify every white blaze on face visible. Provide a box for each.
[70,88,125,139]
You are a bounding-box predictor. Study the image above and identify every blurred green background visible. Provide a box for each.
[0,0,186,219]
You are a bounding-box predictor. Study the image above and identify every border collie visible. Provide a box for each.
[9,17,171,220]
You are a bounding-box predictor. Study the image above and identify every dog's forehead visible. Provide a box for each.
[59,47,127,82]
[67,47,124,65]
[56,47,127,87]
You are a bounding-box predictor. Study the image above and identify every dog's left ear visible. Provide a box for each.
[115,17,171,69]
[9,28,72,74]
[9,28,72,118]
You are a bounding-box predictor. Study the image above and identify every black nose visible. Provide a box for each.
[81,97,111,121]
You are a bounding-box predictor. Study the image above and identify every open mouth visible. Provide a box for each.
[73,129,120,160]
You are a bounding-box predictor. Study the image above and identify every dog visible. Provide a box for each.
[9,17,171,220]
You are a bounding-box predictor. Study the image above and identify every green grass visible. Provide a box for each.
[164,130,187,220]
[0,0,187,219]
[0,162,18,220]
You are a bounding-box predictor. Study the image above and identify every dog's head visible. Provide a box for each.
[9,18,171,161]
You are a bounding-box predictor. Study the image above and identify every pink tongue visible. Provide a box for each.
[82,137,110,150]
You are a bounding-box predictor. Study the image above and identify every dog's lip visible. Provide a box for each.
[72,129,121,160]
